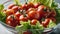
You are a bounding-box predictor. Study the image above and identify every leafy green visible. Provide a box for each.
[55,8,60,23]
[28,0,58,9]
[15,20,44,34]
[0,4,6,22]
[47,20,56,28]
[0,4,4,11]
[14,0,21,5]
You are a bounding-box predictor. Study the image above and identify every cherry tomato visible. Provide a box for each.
[37,5,46,19]
[6,9,14,16]
[26,8,36,14]
[30,19,38,25]
[50,10,56,17]
[8,4,15,9]
[34,3,40,8]
[42,18,50,28]
[12,6,19,13]
[45,9,56,18]
[27,10,37,20]
[27,2,34,9]
[19,15,28,21]
[23,30,32,34]
[14,11,21,21]
[50,17,56,22]
[21,4,28,10]
[6,15,20,27]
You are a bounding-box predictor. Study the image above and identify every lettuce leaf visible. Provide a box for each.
[28,0,58,9]
[47,20,56,28]
[14,0,21,5]
[55,8,60,23]
[0,4,6,22]
[15,20,44,34]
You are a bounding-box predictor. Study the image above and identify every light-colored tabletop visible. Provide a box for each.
[0,0,60,34]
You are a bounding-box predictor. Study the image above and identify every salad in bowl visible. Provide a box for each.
[0,0,60,34]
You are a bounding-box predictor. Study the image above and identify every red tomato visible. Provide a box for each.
[27,10,37,20]
[42,18,50,28]
[34,3,40,8]
[19,15,28,21]
[50,17,56,22]
[14,12,21,21]
[27,2,34,9]
[8,4,15,9]
[45,10,56,18]
[26,8,36,14]
[50,10,56,17]
[37,5,46,19]
[23,30,32,34]
[12,6,19,13]
[6,9,14,16]
[30,19,38,25]
[6,15,20,27]
[21,4,28,10]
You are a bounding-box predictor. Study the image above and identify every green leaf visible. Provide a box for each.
[15,20,44,34]
[0,4,4,11]
[55,8,60,23]
[28,0,58,9]
[16,20,31,31]
[0,4,6,22]
[14,0,21,5]
[47,20,56,28]
[36,21,44,30]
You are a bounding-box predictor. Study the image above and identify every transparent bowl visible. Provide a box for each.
[0,0,60,34]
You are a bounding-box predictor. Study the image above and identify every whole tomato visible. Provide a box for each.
[6,9,14,16]
[14,11,21,21]
[42,18,50,28]
[6,15,20,27]
[19,15,28,22]
[26,8,36,14]
[21,4,28,10]
[37,5,46,19]
[27,10,37,20]
[8,4,15,9]
[34,3,40,8]
[27,2,34,9]
[12,6,19,13]
[27,9,40,20]
[30,19,38,25]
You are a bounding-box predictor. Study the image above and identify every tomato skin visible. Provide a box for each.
[37,5,46,19]
[19,15,28,22]
[27,10,37,20]
[6,15,20,27]
[27,2,34,9]
[6,9,14,16]
[50,10,56,17]
[34,3,40,8]
[21,4,28,10]
[30,19,38,25]
[50,17,56,22]
[26,8,36,14]
[12,6,19,13]
[8,4,15,9]
[23,30,32,34]
[42,18,50,28]
[14,12,21,21]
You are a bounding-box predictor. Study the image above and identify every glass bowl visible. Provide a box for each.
[0,0,60,34]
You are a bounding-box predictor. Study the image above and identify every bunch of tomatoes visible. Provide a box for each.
[4,2,56,27]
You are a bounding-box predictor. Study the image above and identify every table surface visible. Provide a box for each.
[0,0,60,34]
